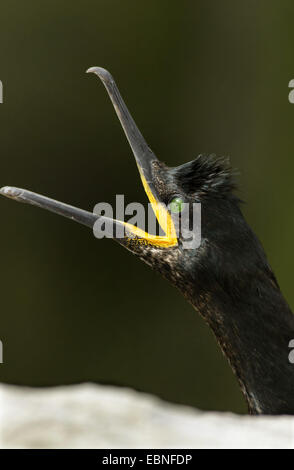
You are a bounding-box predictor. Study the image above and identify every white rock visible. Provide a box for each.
[0,383,293,449]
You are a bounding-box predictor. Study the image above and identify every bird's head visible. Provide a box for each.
[0,67,265,311]
[85,68,263,306]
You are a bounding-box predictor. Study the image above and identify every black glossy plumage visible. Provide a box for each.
[170,154,237,197]
[134,155,294,415]
[3,66,293,415]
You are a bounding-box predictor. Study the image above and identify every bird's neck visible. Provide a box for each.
[190,275,294,414]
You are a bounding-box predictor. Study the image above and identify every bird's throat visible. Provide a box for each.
[190,277,294,415]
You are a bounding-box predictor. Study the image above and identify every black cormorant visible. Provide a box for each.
[1,67,294,415]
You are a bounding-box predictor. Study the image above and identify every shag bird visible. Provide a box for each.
[1,67,294,415]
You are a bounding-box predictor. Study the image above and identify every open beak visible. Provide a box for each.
[0,67,178,249]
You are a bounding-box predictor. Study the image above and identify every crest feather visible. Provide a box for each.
[171,154,237,197]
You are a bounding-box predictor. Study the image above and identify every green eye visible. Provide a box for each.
[169,196,184,213]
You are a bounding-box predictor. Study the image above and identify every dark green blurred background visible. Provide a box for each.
[0,0,294,413]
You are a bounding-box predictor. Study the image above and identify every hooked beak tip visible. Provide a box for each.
[86,66,114,86]
[0,186,23,200]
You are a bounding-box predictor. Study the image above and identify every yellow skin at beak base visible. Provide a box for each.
[119,170,178,248]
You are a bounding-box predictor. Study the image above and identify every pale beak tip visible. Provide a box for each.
[0,186,23,200]
[1,186,14,196]
[86,66,114,86]
[85,66,97,74]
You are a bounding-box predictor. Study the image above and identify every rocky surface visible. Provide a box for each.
[0,383,293,448]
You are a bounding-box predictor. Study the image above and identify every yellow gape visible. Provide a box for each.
[122,169,178,248]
